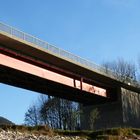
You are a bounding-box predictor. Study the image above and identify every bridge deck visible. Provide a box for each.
[0,22,140,96]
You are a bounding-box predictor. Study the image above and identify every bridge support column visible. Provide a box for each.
[81,87,140,130]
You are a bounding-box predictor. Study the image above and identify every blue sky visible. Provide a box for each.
[0,0,140,124]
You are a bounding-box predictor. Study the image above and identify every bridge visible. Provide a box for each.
[0,22,140,129]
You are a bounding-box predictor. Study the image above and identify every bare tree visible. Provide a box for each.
[24,94,81,130]
[39,97,80,130]
[102,58,137,83]
[24,104,40,126]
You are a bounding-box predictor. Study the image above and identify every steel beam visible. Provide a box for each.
[0,53,107,97]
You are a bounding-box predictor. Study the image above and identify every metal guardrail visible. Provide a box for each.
[0,22,138,87]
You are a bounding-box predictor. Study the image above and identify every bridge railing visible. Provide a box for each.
[0,22,138,87]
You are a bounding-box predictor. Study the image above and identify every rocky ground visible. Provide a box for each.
[1,130,140,140]
[123,134,140,140]
[0,130,87,140]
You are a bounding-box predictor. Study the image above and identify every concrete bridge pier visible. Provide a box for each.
[81,87,140,130]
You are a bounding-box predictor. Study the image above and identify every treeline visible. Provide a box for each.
[24,96,81,130]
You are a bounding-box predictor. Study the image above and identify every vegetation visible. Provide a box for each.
[0,124,54,136]
[102,58,137,82]
[24,95,81,130]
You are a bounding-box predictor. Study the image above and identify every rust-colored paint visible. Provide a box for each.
[0,53,107,97]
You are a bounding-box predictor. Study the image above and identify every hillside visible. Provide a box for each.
[0,116,14,125]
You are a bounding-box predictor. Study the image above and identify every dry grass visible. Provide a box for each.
[0,124,54,136]
[0,125,140,140]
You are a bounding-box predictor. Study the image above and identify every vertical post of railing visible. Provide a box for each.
[58,47,61,57]
[23,33,25,41]
[10,26,12,35]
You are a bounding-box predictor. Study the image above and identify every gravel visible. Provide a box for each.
[0,130,87,140]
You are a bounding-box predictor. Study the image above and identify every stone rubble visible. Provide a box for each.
[123,135,140,140]
[2,130,140,140]
[0,130,87,140]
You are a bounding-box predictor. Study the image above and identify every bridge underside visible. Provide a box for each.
[0,45,116,105]
[0,65,109,105]
[0,32,118,105]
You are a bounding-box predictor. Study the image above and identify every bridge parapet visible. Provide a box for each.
[0,22,139,89]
